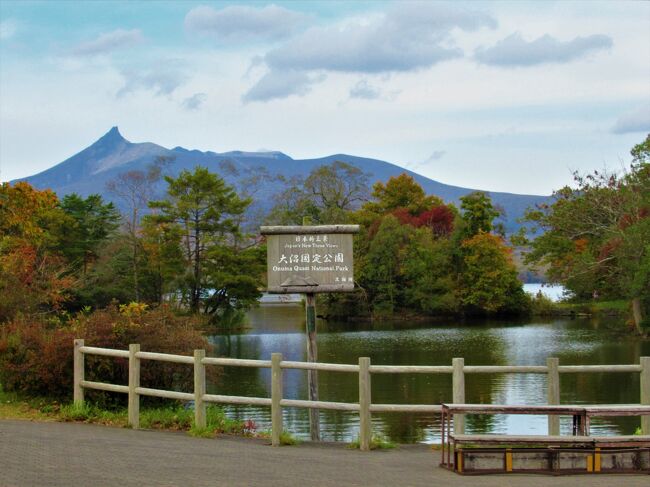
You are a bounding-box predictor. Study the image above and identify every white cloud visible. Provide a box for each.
[475,32,613,67]
[0,19,17,40]
[184,4,306,42]
[426,150,446,162]
[612,104,650,134]
[182,92,207,111]
[244,3,496,102]
[72,29,144,56]
[350,80,381,100]
[263,4,494,74]
[405,150,446,170]
[349,79,400,101]
[2,1,649,196]
[117,61,188,97]
[242,69,324,103]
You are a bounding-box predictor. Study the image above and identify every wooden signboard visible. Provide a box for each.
[260,225,360,293]
[260,223,359,442]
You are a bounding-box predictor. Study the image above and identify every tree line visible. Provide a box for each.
[0,135,648,329]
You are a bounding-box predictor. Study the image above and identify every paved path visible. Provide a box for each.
[1,419,648,487]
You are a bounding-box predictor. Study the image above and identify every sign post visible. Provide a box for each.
[260,224,360,441]
[304,291,319,440]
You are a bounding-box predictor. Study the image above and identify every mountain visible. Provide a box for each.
[15,127,549,232]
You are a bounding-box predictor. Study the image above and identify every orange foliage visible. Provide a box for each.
[574,238,589,253]
[0,182,74,321]
[0,181,60,241]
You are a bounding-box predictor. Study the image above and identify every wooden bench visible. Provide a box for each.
[440,403,650,474]
[440,403,589,466]
[450,434,650,474]
[451,434,650,448]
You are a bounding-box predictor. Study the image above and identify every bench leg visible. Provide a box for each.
[440,410,445,466]
[505,448,513,472]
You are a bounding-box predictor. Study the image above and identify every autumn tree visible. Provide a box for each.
[523,135,650,331]
[350,174,529,318]
[459,233,528,315]
[0,182,73,320]
[363,173,442,215]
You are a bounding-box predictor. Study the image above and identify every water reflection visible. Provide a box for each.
[208,305,649,443]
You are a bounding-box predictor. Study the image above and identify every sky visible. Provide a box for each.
[0,0,649,195]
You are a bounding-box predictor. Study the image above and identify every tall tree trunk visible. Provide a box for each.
[632,297,644,334]
[131,208,140,302]
[191,214,201,312]
[132,234,139,302]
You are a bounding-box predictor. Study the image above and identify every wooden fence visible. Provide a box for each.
[73,339,650,451]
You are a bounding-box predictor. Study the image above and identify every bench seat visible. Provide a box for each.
[451,433,650,449]
[592,435,650,447]
[451,434,594,446]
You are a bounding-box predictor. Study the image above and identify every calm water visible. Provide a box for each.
[208,304,649,444]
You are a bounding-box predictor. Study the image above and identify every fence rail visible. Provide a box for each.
[73,339,650,451]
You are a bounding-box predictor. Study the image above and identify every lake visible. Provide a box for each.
[208,303,648,444]
[523,283,568,301]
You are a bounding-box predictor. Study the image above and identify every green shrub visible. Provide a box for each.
[530,293,557,316]
[59,403,95,421]
[279,430,301,445]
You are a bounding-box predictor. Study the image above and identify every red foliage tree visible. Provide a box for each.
[390,204,455,237]
[416,205,455,237]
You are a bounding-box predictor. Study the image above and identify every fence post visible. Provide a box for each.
[194,349,206,429]
[128,344,140,429]
[641,357,650,434]
[359,357,372,451]
[452,358,465,434]
[547,357,560,435]
[73,339,85,405]
[271,353,283,446]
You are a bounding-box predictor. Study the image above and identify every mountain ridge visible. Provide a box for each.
[14,127,549,232]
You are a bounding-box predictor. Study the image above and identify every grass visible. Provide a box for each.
[0,384,256,439]
[0,387,60,421]
[348,434,396,450]
[279,430,301,445]
[59,403,127,427]
[140,406,193,430]
[554,299,629,315]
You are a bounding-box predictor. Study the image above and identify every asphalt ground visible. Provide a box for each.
[1,419,648,487]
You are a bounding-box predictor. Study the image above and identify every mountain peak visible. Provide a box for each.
[96,126,127,146]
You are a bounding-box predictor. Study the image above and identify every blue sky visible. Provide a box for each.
[1,1,649,194]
